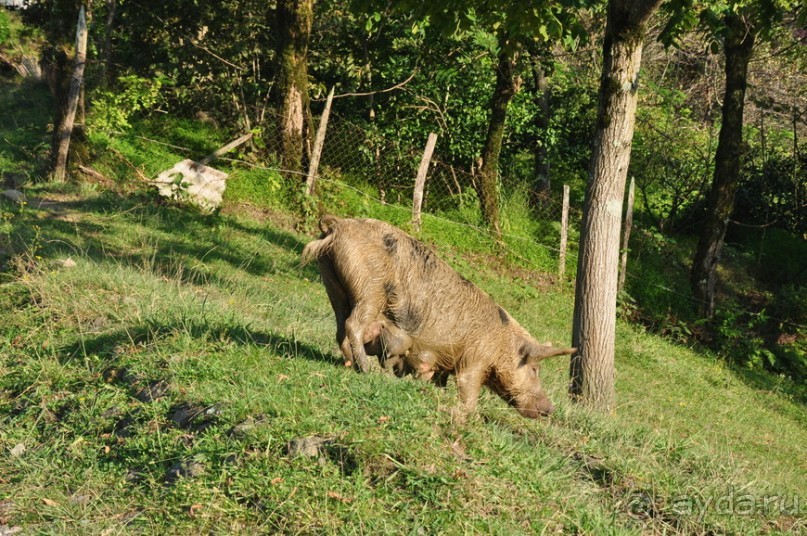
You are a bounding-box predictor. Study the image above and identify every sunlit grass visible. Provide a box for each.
[1,180,804,534]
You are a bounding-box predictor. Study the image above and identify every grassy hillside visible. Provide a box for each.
[1,70,805,533]
[1,178,805,534]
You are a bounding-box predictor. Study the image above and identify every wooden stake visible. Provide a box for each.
[558,184,570,279]
[412,132,438,231]
[305,86,335,196]
[618,176,635,292]
[199,132,253,165]
[52,6,88,182]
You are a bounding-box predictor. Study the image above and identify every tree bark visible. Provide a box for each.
[618,176,635,292]
[570,0,662,412]
[478,45,519,237]
[102,0,117,86]
[274,0,314,174]
[51,6,88,183]
[690,14,755,318]
[532,60,551,201]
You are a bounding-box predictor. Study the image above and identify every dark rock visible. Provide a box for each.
[134,380,170,402]
[165,458,206,483]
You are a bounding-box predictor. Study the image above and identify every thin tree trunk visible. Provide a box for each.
[618,176,635,292]
[52,6,88,183]
[690,14,755,318]
[412,132,438,231]
[305,86,335,196]
[532,61,551,201]
[558,184,570,279]
[478,45,519,238]
[570,0,662,412]
[102,0,117,86]
[275,0,314,174]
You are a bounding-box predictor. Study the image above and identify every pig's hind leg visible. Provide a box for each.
[345,298,386,373]
[318,257,356,367]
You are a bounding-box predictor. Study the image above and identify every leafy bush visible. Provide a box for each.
[0,10,10,46]
[89,74,167,132]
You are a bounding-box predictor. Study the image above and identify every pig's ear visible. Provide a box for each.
[519,340,575,365]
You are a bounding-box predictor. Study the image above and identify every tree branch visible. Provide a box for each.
[313,70,417,101]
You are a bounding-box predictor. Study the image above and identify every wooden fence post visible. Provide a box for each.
[618,176,635,292]
[305,86,335,196]
[412,132,438,231]
[558,184,570,279]
[52,6,88,183]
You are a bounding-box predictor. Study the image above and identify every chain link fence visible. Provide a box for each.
[306,109,581,278]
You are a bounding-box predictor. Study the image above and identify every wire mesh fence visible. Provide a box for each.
[66,89,806,335]
[305,109,580,278]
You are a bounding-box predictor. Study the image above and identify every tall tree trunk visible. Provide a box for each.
[532,60,551,202]
[274,0,314,174]
[51,6,88,183]
[570,0,662,412]
[478,45,519,237]
[690,14,755,318]
[102,0,117,86]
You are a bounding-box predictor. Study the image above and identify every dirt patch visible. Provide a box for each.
[455,249,556,291]
[220,202,301,232]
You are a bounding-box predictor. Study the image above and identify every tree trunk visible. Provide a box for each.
[51,6,88,183]
[102,0,117,86]
[570,0,662,412]
[690,14,755,318]
[532,60,551,201]
[478,45,519,237]
[274,0,314,173]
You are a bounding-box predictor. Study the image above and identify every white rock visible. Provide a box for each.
[152,159,228,211]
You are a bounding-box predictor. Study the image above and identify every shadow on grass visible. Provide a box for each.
[59,317,340,368]
[5,189,321,284]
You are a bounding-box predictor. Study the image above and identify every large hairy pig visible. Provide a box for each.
[302,216,574,418]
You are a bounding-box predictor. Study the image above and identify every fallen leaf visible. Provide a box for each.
[9,444,25,458]
[271,477,284,485]
[42,498,57,507]
[326,491,353,503]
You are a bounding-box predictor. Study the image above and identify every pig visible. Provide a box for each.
[358,314,439,380]
[302,216,574,418]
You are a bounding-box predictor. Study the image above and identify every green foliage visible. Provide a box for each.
[631,81,714,233]
[734,141,806,235]
[0,78,51,180]
[0,10,10,45]
[89,74,167,132]
[224,168,285,209]
[712,307,778,370]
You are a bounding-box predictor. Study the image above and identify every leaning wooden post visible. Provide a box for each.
[305,86,335,196]
[52,5,88,183]
[412,132,438,231]
[558,184,570,279]
[618,176,635,292]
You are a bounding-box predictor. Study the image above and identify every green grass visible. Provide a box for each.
[1,181,805,534]
[0,71,804,533]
